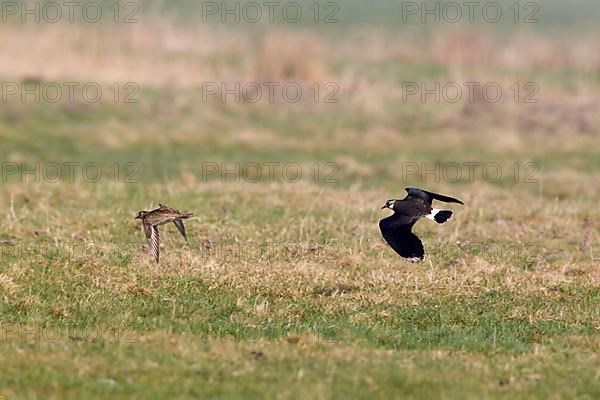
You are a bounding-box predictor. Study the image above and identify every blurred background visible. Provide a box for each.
[0,0,598,195]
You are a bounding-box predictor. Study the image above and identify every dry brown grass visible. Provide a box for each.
[1,181,598,308]
[1,22,598,90]
[252,30,328,83]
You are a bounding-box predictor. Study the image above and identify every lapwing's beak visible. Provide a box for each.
[381,204,387,209]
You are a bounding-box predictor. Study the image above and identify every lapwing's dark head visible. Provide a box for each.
[135,211,148,220]
[381,199,397,210]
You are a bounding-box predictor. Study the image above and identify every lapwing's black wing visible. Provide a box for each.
[405,188,464,205]
[425,190,463,205]
[173,220,187,240]
[379,214,424,261]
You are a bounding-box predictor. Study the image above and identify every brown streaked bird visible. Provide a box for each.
[379,188,464,263]
[135,204,193,262]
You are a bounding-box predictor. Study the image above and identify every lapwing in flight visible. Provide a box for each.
[135,204,193,262]
[379,188,463,262]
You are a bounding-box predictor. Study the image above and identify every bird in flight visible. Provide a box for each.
[135,204,193,262]
[379,188,463,262]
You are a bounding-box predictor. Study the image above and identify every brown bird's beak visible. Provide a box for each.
[134,215,140,220]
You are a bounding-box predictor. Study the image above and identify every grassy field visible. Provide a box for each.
[0,2,599,399]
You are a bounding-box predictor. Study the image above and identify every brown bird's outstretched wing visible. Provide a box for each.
[379,214,424,262]
[173,220,187,240]
[144,223,160,262]
[159,204,193,216]
[145,205,193,226]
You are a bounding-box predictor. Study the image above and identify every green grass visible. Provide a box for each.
[0,178,598,398]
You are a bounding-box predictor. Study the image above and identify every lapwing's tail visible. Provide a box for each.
[425,209,453,224]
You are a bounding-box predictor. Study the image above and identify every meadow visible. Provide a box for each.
[0,1,599,398]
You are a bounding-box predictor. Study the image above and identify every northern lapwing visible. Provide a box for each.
[379,188,463,262]
[135,204,193,262]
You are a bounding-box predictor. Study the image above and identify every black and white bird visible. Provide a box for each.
[379,188,464,262]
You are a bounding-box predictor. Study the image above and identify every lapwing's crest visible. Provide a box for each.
[135,204,193,262]
[379,188,463,262]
